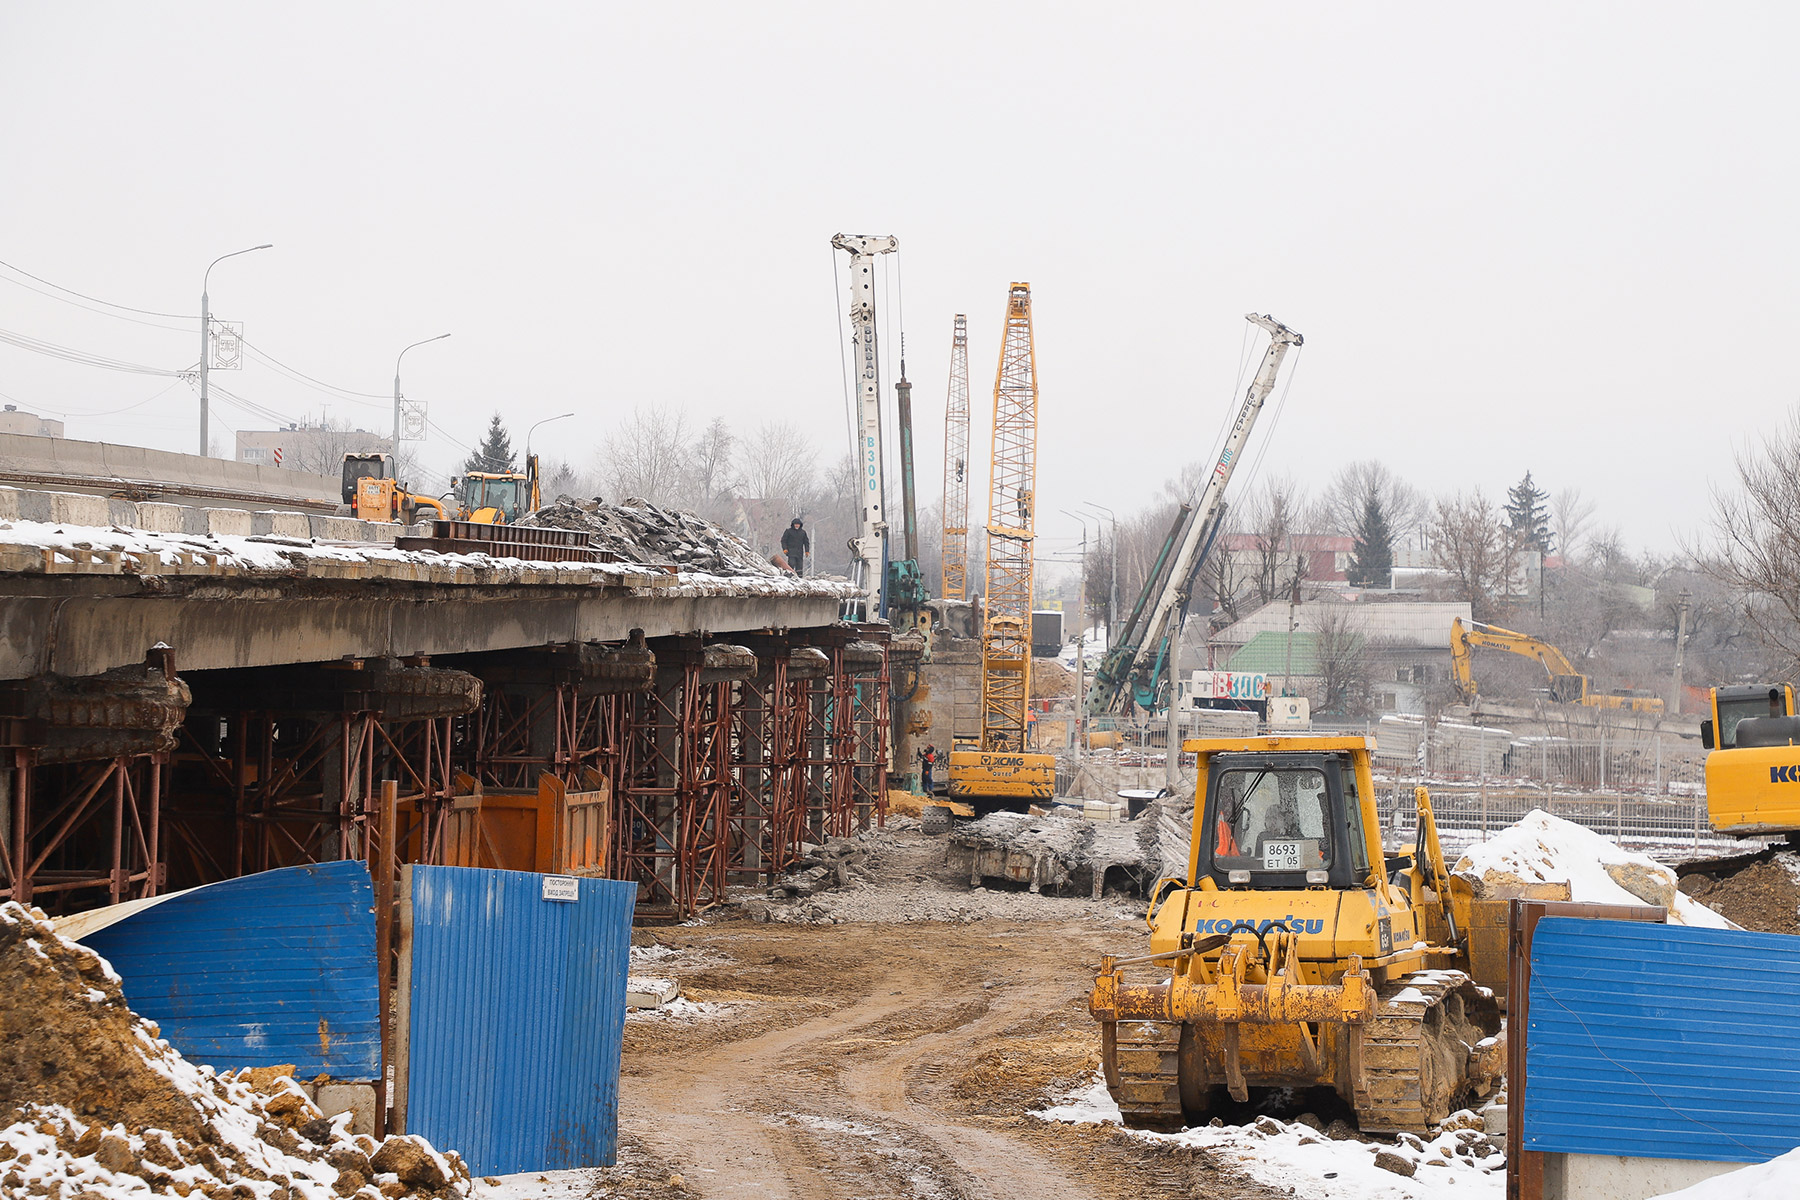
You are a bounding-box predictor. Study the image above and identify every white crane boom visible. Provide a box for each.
[831,233,898,617]
[1128,313,1303,678]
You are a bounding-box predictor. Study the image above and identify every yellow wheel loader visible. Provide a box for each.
[1088,736,1506,1133]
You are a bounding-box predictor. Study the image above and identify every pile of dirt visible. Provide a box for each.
[0,901,470,1200]
[522,496,779,577]
[1678,851,1800,934]
[1031,659,1076,699]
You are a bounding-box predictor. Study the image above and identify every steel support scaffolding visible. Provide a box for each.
[0,749,165,907]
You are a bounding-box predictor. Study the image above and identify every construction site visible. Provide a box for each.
[6,10,1800,1200]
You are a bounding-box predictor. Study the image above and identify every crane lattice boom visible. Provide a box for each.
[941,314,971,600]
[980,284,1039,753]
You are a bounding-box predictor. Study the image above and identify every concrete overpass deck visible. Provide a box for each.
[0,509,896,921]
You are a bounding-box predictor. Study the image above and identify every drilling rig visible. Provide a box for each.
[1085,314,1303,718]
[940,314,971,601]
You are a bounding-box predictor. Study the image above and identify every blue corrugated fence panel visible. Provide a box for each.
[78,860,379,1080]
[1525,916,1800,1163]
[405,865,635,1177]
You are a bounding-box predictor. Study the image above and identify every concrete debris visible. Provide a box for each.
[1454,809,1734,928]
[0,901,471,1200]
[947,808,1160,899]
[625,977,682,1010]
[523,497,781,577]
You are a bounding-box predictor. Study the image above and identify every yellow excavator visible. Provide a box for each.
[1450,617,1664,714]
[1702,684,1800,838]
[1089,736,1506,1133]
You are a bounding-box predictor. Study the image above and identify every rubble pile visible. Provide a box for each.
[0,901,470,1200]
[523,497,780,577]
[947,809,1159,899]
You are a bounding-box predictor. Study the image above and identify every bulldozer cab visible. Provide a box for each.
[1199,748,1374,890]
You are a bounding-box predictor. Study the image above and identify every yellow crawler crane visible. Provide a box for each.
[948,283,1054,806]
[1089,736,1506,1133]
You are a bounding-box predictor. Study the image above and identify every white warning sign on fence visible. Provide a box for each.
[541,875,579,903]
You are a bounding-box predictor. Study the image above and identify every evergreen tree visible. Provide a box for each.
[1505,471,1554,554]
[1347,495,1394,588]
[463,413,516,474]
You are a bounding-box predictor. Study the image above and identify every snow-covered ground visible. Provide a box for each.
[1034,1074,1502,1200]
[1650,1148,1800,1199]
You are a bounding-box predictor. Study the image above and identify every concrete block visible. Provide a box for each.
[107,499,140,528]
[252,510,312,539]
[46,491,112,527]
[204,508,254,537]
[358,520,396,544]
[14,489,51,522]
[135,503,186,533]
[0,487,20,521]
[310,516,366,542]
[180,506,210,535]
[627,977,681,1010]
[312,1083,377,1137]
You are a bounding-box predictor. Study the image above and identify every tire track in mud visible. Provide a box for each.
[619,921,1288,1200]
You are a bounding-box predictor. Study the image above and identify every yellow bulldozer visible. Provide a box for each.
[1089,736,1506,1133]
[448,454,540,525]
[342,453,448,525]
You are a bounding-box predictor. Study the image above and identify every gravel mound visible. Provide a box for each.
[522,497,780,577]
[0,901,470,1200]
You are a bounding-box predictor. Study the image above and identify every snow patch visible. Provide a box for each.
[1033,1073,1502,1199]
[1455,809,1734,928]
[1649,1146,1800,1199]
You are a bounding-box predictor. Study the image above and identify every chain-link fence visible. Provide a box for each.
[1048,712,1742,861]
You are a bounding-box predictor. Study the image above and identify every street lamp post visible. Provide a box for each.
[1083,502,1118,648]
[1061,509,1094,766]
[525,412,575,458]
[199,244,272,456]
[393,334,452,452]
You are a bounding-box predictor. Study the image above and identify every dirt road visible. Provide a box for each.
[615,917,1286,1200]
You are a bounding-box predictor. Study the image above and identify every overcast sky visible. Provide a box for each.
[1,3,1794,560]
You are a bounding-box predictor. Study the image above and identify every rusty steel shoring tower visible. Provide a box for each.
[940,314,971,601]
[978,284,1039,753]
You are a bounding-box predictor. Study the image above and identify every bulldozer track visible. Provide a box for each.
[1353,970,1500,1135]
[1102,1019,1185,1128]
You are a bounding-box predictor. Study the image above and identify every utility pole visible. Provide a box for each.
[1062,511,1093,766]
[198,244,271,456]
[1671,589,1692,714]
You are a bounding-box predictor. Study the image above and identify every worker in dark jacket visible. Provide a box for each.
[780,518,810,576]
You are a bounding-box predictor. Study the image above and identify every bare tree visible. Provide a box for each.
[287,417,383,476]
[688,417,738,522]
[1428,490,1525,622]
[1244,477,1307,607]
[1321,460,1430,541]
[598,405,690,506]
[738,420,817,503]
[1311,602,1373,716]
[1701,411,1800,670]
[1552,486,1597,562]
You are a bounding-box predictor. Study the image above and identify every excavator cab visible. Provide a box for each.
[342,453,393,504]
[1703,684,1800,839]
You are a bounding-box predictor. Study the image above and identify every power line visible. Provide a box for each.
[0,324,188,377]
[0,257,197,320]
[0,271,192,333]
[239,337,390,402]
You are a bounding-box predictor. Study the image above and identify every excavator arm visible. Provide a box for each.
[1449,617,1585,703]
